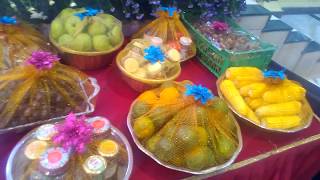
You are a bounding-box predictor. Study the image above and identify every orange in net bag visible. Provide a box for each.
[130,81,240,172]
[0,51,91,130]
[132,7,196,62]
[0,16,55,71]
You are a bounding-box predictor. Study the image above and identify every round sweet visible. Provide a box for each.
[24,140,48,160]
[87,117,111,135]
[39,147,70,174]
[98,140,119,158]
[138,90,158,104]
[180,36,192,46]
[167,49,181,62]
[35,124,56,141]
[83,155,107,175]
[124,58,140,73]
[147,62,162,76]
[135,68,147,78]
[159,87,180,102]
[151,37,163,46]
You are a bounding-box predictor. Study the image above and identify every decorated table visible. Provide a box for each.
[0,57,320,180]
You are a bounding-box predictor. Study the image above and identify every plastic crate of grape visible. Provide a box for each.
[181,11,276,77]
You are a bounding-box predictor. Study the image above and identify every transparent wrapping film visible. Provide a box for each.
[0,22,54,71]
[181,11,276,77]
[217,67,314,133]
[116,39,181,92]
[0,62,100,133]
[49,8,124,54]
[6,117,133,180]
[133,10,196,61]
[127,81,242,174]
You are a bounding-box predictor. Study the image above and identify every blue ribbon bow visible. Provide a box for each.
[144,45,165,64]
[75,7,101,20]
[160,6,177,17]
[0,16,17,25]
[185,84,214,104]
[263,69,286,80]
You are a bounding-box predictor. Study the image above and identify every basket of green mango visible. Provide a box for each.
[49,7,124,70]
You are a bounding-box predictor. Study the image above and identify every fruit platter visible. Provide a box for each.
[0,51,100,133]
[49,7,124,70]
[217,67,314,133]
[127,81,242,174]
[6,115,133,180]
[116,38,181,92]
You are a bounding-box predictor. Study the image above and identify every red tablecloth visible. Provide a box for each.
[1,59,320,180]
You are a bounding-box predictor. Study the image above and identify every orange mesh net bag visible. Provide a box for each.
[129,81,241,172]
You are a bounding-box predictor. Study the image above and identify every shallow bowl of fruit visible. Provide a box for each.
[127,81,243,174]
[217,67,314,133]
[49,8,125,70]
[116,40,181,92]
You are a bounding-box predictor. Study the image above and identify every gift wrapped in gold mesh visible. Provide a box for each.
[129,81,241,172]
[133,9,196,61]
[0,51,90,130]
[0,19,54,71]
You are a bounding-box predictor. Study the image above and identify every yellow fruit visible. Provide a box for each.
[246,98,265,110]
[159,87,180,102]
[263,84,306,103]
[195,127,209,146]
[240,83,267,98]
[255,101,302,117]
[185,146,213,170]
[133,117,155,139]
[138,90,158,104]
[233,80,255,88]
[225,67,263,82]
[220,80,249,116]
[247,109,260,124]
[262,115,301,129]
[146,135,161,152]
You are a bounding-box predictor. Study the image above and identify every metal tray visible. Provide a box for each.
[127,99,243,174]
[0,77,100,134]
[216,75,314,133]
[6,117,133,180]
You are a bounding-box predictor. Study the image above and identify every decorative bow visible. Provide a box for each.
[144,45,165,64]
[0,16,17,25]
[185,84,214,104]
[263,69,286,80]
[160,6,177,17]
[52,113,93,154]
[211,21,229,32]
[75,7,101,20]
[26,51,60,70]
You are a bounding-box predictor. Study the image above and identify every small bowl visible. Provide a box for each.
[216,74,314,133]
[116,49,181,92]
[50,35,124,70]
